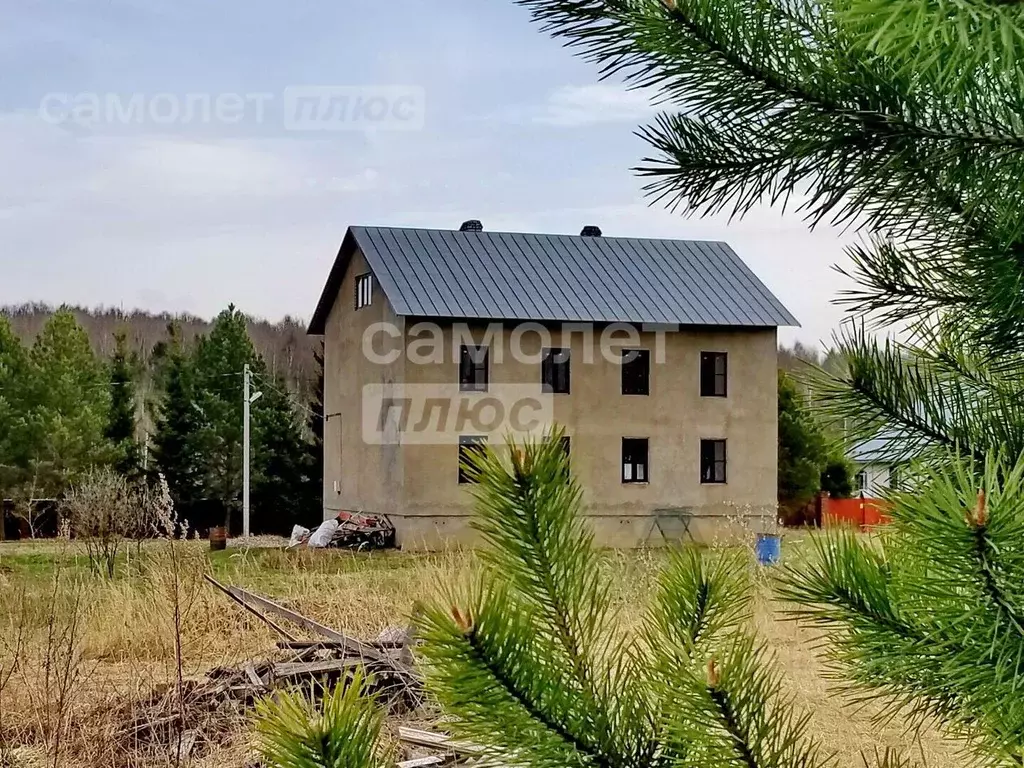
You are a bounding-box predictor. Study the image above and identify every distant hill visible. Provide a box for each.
[1,303,319,397]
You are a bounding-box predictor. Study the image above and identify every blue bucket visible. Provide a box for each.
[755,533,782,566]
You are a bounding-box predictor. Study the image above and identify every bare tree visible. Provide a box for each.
[61,468,148,578]
[7,465,51,539]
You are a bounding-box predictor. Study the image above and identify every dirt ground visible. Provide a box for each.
[0,537,964,767]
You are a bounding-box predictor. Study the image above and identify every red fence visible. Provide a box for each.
[823,496,892,530]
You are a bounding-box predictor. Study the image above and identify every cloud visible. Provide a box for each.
[0,102,847,350]
[535,84,661,126]
[487,84,662,128]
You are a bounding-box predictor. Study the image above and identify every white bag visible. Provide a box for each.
[288,525,311,548]
[307,518,341,548]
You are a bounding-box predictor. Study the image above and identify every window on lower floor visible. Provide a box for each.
[458,435,487,484]
[622,438,649,483]
[700,439,727,484]
[856,470,868,493]
[559,435,571,481]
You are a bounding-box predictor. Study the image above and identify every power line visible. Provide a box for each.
[249,370,322,420]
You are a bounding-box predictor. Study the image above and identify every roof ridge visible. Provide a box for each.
[352,224,729,245]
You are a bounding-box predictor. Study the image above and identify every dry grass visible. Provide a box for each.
[0,538,963,767]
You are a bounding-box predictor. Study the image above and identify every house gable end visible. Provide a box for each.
[308,227,406,335]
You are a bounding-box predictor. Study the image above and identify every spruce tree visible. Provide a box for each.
[0,316,31,497]
[106,330,143,480]
[151,324,207,520]
[191,304,258,532]
[777,370,826,510]
[22,309,110,495]
[306,341,325,510]
[251,374,317,534]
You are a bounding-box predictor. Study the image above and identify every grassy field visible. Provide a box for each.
[0,536,962,767]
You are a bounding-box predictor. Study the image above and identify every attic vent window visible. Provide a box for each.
[355,273,373,309]
[580,225,602,237]
[459,219,483,232]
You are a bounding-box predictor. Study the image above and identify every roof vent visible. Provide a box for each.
[459,219,483,233]
[580,225,602,237]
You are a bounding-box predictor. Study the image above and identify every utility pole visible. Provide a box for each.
[243,364,251,538]
[242,364,263,539]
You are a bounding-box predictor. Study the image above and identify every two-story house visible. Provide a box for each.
[307,222,798,549]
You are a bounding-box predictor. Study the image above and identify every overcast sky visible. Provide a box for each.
[0,0,860,347]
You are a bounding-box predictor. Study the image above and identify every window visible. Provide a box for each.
[554,434,571,482]
[458,436,487,484]
[459,345,489,392]
[856,470,868,493]
[700,352,727,397]
[541,347,571,394]
[888,465,900,489]
[621,349,650,395]
[355,273,373,309]
[700,439,727,484]
[622,438,649,483]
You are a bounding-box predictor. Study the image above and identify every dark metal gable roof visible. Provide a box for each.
[307,226,798,334]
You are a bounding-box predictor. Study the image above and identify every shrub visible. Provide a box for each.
[61,468,148,578]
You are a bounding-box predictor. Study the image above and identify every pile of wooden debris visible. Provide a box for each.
[107,576,489,767]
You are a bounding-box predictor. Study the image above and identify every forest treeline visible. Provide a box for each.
[0,304,323,537]
[2,303,319,399]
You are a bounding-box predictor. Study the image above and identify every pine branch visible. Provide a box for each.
[971,520,1024,634]
[647,549,751,660]
[464,617,614,767]
[463,434,620,727]
[707,685,760,768]
[836,0,1024,91]
[419,431,834,768]
[420,432,654,767]
[254,675,390,768]
[418,585,615,768]
[806,323,1024,463]
[520,0,1024,349]
[780,459,1024,763]
[647,551,826,768]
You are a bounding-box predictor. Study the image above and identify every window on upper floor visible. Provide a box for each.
[541,347,571,394]
[621,349,650,395]
[622,437,649,483]
[700,351,727,397]
[355,273,373,309]
[458,435,487,484]
[700,439,727,484]
[459,345,489,392]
